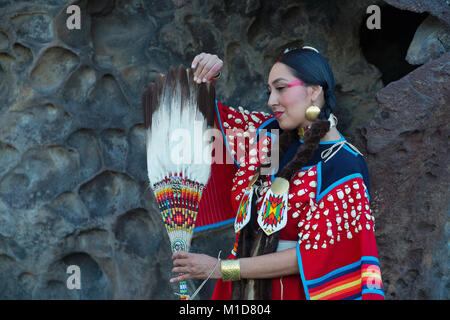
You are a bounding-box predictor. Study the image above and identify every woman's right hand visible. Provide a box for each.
[191,53,223,84]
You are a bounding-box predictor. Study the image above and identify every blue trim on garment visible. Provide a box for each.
[265,132,275,138]
[305,256,380,287]
[270,167,277,182]
[365,188,370,202]
[193,218,235,232]
[342,144,360,157]
[256,118,276,137]
[316,173,364,203]
[362,288,385,298]
[296,242,311,300]
[306,257,380,286]
[316,161,322,202]
[215,100,240,168]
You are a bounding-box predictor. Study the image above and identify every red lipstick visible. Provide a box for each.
[273,111,284,119]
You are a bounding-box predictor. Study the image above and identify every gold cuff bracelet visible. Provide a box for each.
[221,259,240,282]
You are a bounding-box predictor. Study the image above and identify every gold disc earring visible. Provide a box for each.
[305,105,321,122]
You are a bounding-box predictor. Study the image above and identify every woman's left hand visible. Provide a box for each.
[170,251,221,283]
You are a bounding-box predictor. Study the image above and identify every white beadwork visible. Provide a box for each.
[251,114,260,123]
[342,201,348,209]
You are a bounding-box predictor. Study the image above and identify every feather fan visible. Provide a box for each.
[142,65,215,299]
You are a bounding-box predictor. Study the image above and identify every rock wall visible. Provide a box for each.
[357,0,449,299]
[0,0,448,299]
[356,52,450,299]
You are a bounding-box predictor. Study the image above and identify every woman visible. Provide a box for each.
[171,48,384,300]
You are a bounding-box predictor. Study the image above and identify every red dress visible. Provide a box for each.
[211,102,384,300]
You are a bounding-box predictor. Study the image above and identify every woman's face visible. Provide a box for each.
[267,62,322,130]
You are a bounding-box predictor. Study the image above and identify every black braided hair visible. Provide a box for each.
[275,47,337,181]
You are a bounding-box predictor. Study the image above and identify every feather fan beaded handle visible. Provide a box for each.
[142,65,215,299]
